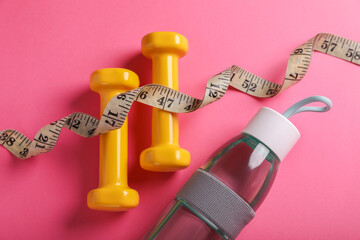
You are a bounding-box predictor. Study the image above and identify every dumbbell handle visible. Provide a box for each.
[98,89,128,186]
[151,54,179,146]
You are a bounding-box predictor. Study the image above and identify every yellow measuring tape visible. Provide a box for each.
[1,33,359,159]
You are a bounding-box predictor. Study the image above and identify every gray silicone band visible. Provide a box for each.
[176,169,255,240]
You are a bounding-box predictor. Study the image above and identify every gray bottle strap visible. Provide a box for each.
[176,169,255,240]
[282,95,332,119]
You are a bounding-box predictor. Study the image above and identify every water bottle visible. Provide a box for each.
[144,96,332,240]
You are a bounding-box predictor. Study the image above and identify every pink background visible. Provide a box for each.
[1,0,360,239]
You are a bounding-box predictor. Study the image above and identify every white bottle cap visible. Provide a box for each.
[242,107,300,161]
[242,96,332,161]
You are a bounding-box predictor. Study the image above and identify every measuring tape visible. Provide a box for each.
[1,33,359,159]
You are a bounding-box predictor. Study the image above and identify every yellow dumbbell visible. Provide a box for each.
[140,32,191,172]
[87,68,140,211]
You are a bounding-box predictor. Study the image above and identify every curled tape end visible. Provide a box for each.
[282,95,332,119]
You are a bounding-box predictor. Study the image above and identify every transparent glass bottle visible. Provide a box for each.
[143,96,332,240]
[144,133,280,240]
